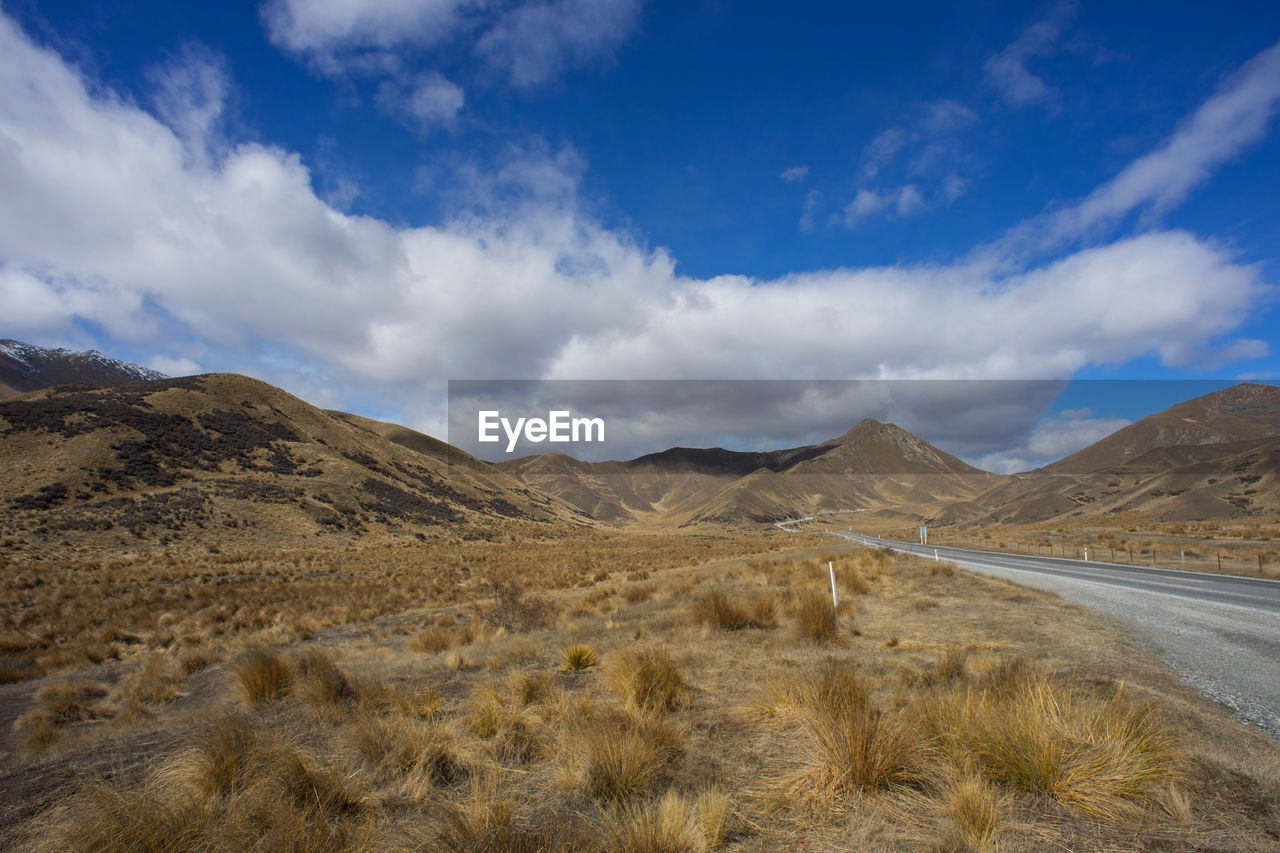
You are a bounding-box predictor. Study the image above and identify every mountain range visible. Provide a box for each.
[0,339,167,400]
[1,338,1277,553]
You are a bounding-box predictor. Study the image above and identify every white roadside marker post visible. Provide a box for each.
[934,549,938,561]
[828,561,838,608]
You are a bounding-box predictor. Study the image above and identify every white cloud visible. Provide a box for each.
[921,99,977,133]
[798,188,820,233]
[261,0,479,55]
[780,165,809,182]
[1047,40,1280,243]
[974,415,1131,473]
[862,127,907,179]
[263,0,642,89]
[376,72,464,131]
[146,355,201,376]
[475,0,642,87]
[843,185,928,227]
[983,0,1077,108]
[0,12,1270,442]
[896,184,925,216]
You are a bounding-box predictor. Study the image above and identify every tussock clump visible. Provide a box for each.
[231,648,292,703]
[561,644,599,671]
[293,648,356,707]
[508,670,553,705]
[464,684,547,764]
[777,659,924,807]
[924,663,1182,822]
[44,719,371,853]
[791,591,838,644]
[14,680,111,747]
[690,589,777,631]
[607,789,710,852]
[409,626,456,654]
[347,713,467,787]
[935,773,1004,852]
[690,590,754,630]
[485,578,555,631]
[430,780,584,852]
[570,709,686,804]
[608,646,690,713]
[624,584,655,604]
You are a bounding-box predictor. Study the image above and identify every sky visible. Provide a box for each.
[2,1,1279,471]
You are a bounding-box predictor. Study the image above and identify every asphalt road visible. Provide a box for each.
[834,531,1280,738]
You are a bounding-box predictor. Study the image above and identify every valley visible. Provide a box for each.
[0,356,1278,851]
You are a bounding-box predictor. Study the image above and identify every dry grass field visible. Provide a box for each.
[2,534,1277,851]
[895,515,1280,579]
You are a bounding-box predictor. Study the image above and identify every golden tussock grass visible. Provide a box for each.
[230,648,293,703]
[776,659,926,808]
[9,540,1271,852]
[791,590,839,644]
[607,645,690,713]
[33,716,371,853]
[923,662,1182,822]
[564,705,686,804]
[689,589,778,631]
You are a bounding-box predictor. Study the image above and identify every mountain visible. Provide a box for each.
[0,374,587,558]
[498,418,995,526]
[1046,383,1280,475]
[936,384,1280,526]
[0,339,167,400]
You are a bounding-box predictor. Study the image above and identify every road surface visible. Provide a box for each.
[835,532,1280,738]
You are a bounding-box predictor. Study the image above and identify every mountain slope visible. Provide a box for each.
[0,339,167,400]
[499,418,995,526]
[1046,383,1280,475]
[0,374,587,557]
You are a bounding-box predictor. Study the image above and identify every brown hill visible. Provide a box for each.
[1046,383,1280,475]
[0,339,166,401]
[0,374,586,557]
[499,418,996,526]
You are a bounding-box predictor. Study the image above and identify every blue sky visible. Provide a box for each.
[2,1,1279,469]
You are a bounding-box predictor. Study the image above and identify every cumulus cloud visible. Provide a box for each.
[0,12,1271,453]
[983,0,1077,108]
[779,165,808,182]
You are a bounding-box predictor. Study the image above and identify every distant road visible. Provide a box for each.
[836,531,1280,738]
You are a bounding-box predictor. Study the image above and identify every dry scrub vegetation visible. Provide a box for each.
[0,530,794,685]
[2,540,1279,851]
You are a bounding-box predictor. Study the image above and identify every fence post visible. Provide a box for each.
[828,561,838,608]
